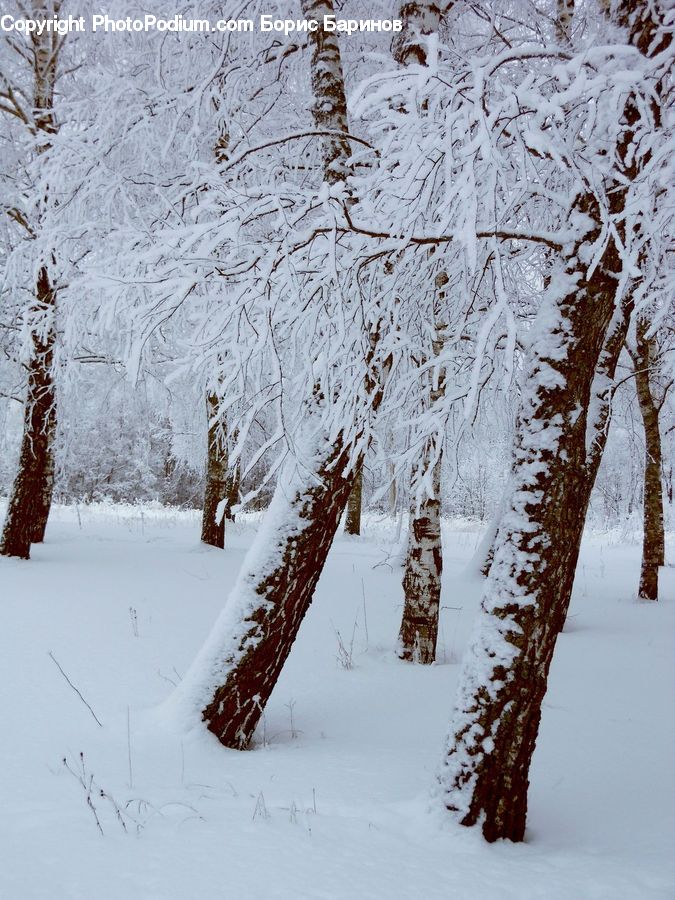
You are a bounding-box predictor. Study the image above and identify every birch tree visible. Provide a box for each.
[629,318,670,600]
[0,1,64,558]
[440,0,673,842]
[169,0,386,749]
[393,0,445,665]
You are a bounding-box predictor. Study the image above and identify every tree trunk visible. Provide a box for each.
[224,461,240,523]
[398,319,446,663]
[398,455,442,663]
[469,477,510,578]
[168,0,370,750]
[393,3,446,664]
[344,467,363,535]
[201,392,228,549]
[31,441,55,543]
[441,258,619,842]
[554,297,634,629]
[194,441,358,748]
[440,2,670,841]
[1,11,60,559]
[1,268,57,560]
[634,319,665,601]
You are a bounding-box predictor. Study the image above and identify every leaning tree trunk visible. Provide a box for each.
[554,295,634,629]
[440,3,670,842]
[167,0,373,750]
[1,268,57,560]
[201,392,229,549]
[344,467,363,535]
[634,319,665,600]
[441,253,620,842]
[181,439,360,747]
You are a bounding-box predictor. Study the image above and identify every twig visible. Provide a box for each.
[48,651,103,727]
[127,706,133,789]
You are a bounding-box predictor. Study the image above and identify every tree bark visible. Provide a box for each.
[1,269,57,559]
[440,1,670,842]
[198,441,359,747]
[399,455,442,662]
[201,392,229,549]
[31,440,55,543]
[554,297,634,629]
[441,254,620,842]
[394,2,446,664]
[633,319,665,600]
[0,8,60,559]
[224,461,240,523]
[168,0,372,750]
[344,467,363,535]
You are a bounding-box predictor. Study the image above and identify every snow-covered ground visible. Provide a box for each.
[1,503,673,899]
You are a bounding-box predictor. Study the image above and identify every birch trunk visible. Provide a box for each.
[31,440,55,544]
[441,256,619,842]
[0,8,60,559]
[394,1,446,663]
[201,392,228,549]
[634,320,665,600]
[169,0,367,749]
[398,456,442,662]
[1,268,57,559]
[440,0,669,842]
[344,467,363,535]
[554,299,633,629]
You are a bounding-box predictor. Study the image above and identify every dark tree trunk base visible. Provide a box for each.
[0,268,56,561]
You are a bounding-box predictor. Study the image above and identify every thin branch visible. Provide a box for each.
[222,130,376,171]
[48,652,104,727]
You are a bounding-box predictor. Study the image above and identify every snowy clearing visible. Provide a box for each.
[1,504,673,900]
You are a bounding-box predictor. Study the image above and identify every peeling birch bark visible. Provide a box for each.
[633,320,665,601]
[394,1,446,664]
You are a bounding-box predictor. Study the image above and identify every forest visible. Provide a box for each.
[0,1,673,898]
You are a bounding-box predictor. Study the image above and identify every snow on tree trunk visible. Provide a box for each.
[440,257,619,842]
[166,0,367,749]
[394,2,445,664]
[555,0,574,45]
[392,1,443,67]
[344,467,363,535]
[440,2,670,840]
[192,439,358,748]
[555,300,633,629]
[468,476,511,578]
[224,462,240,523]
[201,392,229,549]
[634,319,665,601]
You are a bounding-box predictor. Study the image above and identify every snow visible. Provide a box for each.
[1,501,673,899]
